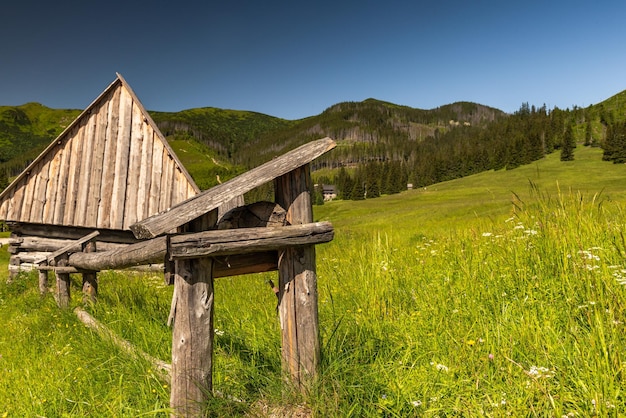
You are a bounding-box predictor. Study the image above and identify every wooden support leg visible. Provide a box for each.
[38,270,49,296]
[170,257,214,416]
[56,272,71,308]
[170,211,217,416]
[82,240,97,305]
[82,272,98,305]
[275,164,320,390]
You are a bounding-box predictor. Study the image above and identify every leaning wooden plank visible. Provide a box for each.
[170,221,333,259]
[47,231,100,266]
[75,307,171,380]
[131,137,336,239]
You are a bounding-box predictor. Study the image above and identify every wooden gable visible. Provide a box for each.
[0,73,199,231]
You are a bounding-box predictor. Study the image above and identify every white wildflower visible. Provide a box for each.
[527,365,555,379]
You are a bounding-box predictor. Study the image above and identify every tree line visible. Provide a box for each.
[313,102,626,202]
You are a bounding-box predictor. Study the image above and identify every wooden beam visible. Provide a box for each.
[68,222,333,271]
[130,137,336,239]
[170,222,333,259]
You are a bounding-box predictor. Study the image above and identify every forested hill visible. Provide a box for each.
[1,91,626,195]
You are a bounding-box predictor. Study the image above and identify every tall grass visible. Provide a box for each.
[1,147,626,416]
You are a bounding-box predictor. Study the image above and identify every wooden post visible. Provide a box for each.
[82,240,97,305]
[275,164,320,389]
[170,211,216,417]
[55,260,71,309]
[38,269,49,296]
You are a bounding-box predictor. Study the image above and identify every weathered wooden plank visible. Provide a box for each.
[19,171,35,223]
[109,87,132,230]
[30,157,51,223]
[74,110,96,226]
[275,164,320,389]
[136,122,154,221]
[148,136,164,216]
[131,137,336,239]
[43,144,62,224]
[4,187,18,221]
[53,135,72,224]
[85,100,109,227]
[159,148,175,213]
[97,87,120,229]
[63,122,85,225]
[122,102,144,229]
[170,222,333,259]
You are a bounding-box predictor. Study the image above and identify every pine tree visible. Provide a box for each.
[560,124,575,161]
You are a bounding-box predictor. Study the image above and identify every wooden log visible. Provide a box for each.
[69,236,167,271]
[131,137,336,239]
[170,212,216,416]
[170,222,333,259]
[68,222,332,271]
[275,164,320,389]
[7,222,139,244]
[9,236,126,253]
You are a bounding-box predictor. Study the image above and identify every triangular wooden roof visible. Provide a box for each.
[0,73,200,231]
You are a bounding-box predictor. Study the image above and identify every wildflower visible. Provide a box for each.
[527,365,555,379]
[411,400,422,407]
[482,232,493,237]
[214,328,224,336]
[488,353,494,361]
[466,340,476,346]
[435,363,449,372]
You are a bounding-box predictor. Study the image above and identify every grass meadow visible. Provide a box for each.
[2,146,626,416]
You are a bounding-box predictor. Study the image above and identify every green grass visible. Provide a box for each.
[2,145,626,416]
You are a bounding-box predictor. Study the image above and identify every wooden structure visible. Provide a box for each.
[0,73,199,279]
[0,73,336,416]
[65,138,336,415]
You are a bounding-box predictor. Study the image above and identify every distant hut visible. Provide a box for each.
[0,73,200,276]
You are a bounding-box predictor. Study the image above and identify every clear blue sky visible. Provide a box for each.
[2,0,625,120]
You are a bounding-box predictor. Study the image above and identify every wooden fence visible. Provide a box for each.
[29,137,336,416]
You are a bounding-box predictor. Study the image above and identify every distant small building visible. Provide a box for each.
[407,183,413,190]
[322,184,337,201]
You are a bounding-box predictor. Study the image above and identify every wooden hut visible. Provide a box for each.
[0,73,200,275]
